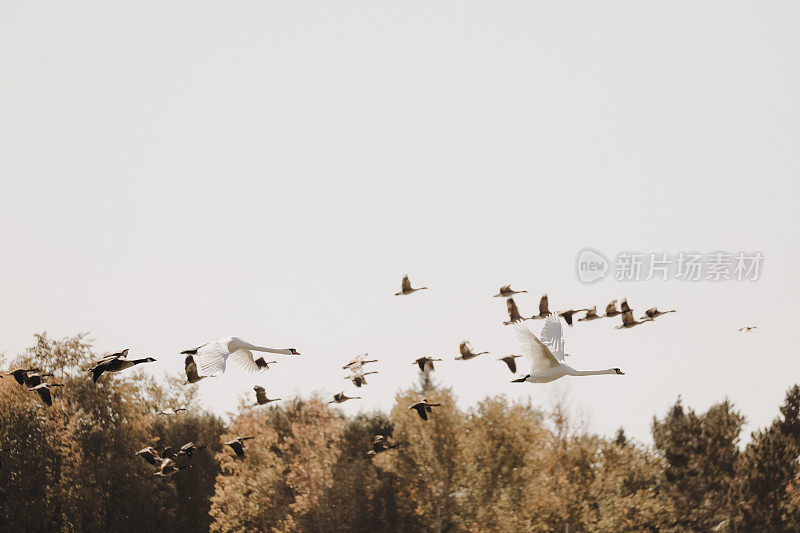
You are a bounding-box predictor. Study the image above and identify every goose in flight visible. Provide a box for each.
[346,370,378,388]
[604,300,622,317]
[255,357,277,371]
[578,306,601,322]
[395,275,428,296]
[641,307,676,320]
[498,355,521,373]
[367,435,400,455]
[510,315,624,384]
[616,309,652,329]
[23,372,54,388]
[177,442,205,458]
[329,392,361,404]
[253,385,281,405]
[157,407,187,416]
[412,356,441,372]
[184,355,206,384]
[224,436,255,458]
[532,295,550,319]
[154,458,190,477]
[88,350,156,382]
[6,368,40,386]
[558,309,588,326]
[136,446,162,467]
[28,383,63,406]
[620,299,631,314]
[409,399,441,421]
[342,354,378,371]
[494,285,527,298]
[455,341,488,361]
[182,337,299,377]
[503,298,532,325]
[739,326,758,333]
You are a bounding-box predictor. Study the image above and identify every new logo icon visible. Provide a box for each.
[576,248,609,284]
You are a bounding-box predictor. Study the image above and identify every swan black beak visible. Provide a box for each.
[614,368,625,375]
[511,376,528,383]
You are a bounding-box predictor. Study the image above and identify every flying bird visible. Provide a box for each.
[182,337,299,377]
[5,368,40,386]
[620,299,632,314]
[503,298,532,325]
[253,385,281,405]
[558,309,588,326]
[177,442,205,458]
[498,355,521,373]
[367,435,400,456]
[578,306,601,322]
[23,372,53,388]
[494,285,527,298]
[184,355,206,384]
[136,446,162,467]
[412,357,441,372]
[511,315,624,384]
[88,350,156,382]
[604,300,622,317]
[455,341,488,361]
[28,383,63,406]
[395,275,428,296]
[255,357,277,371]
[616,309,652,329]
[154,458,190,477]
[532,295,550,319]
[157,407,187,416]
[346,370,378,388]
[224,436,255,458]
[409,399,441,421]
[738,326,758,333]
[641,307,676,320]
[342,354,378,371]
[329,392,361,404]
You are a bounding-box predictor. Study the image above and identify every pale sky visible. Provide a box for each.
[1,1,798,444]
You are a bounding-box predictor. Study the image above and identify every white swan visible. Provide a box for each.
[181,337,299,377]
[510,314,624,384]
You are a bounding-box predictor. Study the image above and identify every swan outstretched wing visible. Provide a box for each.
[195,340,230,377]
[539,314,565,361]
[230,349,263,374]
[510,320,559,371]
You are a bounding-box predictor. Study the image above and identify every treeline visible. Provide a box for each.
[1,334,799,532]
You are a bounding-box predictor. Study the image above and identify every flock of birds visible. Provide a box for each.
[2,274,759,470]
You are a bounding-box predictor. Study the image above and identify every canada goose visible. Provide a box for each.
[367,435,400,455]
[510,315,625,384]
[28,383,63,406]
[578,306,601,322]
[604,300,621,317]
[154,458,190,477]
[620,299,631,314]
[409,399,441,421]
[182,337,299,377]
[253,385,281,405]
[255,357,277,370]
[616,309,652,329]
[23,372,53,388]
[329,392,361,404]
[224,436,255,458]
[395,275,428,296]
[157,407,187,416]
[184,355,205,384]
[641,307,676,320]
[455,341,488,361]
[498,355,521,373]
[412,357,441,372]
[503,297,532,325]
[532,295,550,319]
[6,368,40,386]
[177,442,205,458]
[494,285,527,298]
[738,326,758,333]
[136,446,161,467]
[346,370,377,388]
[558,309,588,326]
[342,354,378,371]
[88,350,156,382]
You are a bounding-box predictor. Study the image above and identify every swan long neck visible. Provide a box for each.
[249,345,293,355]
[567,368,618,376]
